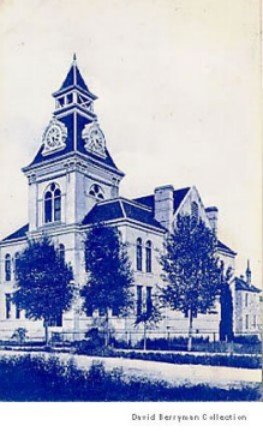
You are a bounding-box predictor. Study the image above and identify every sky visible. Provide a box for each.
[0,0,262,286]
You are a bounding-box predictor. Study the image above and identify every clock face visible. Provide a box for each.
[42,118,67,156]
[90,129,104,151]
[46,126,61,147]
[82,122,106,158]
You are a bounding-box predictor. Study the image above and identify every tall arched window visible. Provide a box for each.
[58,243,65,263]
[54,188,61,221]
[136,238,143,271]
[191,201,199,224]
[5,254,11,282]
[145,240,152,273]
[89,184,104,200]
[44,183,61,223]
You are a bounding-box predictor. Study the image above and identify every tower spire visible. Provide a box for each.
[246,259,252,286]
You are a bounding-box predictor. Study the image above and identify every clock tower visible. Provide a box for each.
[23,55,124,234]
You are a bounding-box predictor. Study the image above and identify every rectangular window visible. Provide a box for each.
[253,315,257,327]
[245,293,249,307]
[245,314,249,330]
[48,313,62,327]
[146,287,152,315]
[16,302,21,319]
[6,294,11,319]
[112,306,119,317]
[136,286,143,316]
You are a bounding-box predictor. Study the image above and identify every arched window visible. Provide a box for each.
[89,184,104,200]
[145,240,152,273]
[136,238,143,271]
[14,252,20,274]
[44,183,61,223]
[191,201,199,224]
[5,254,11,282]
[58,244,65,263]
[54,188,61,221]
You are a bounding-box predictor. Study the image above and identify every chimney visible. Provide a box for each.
[205,206,218,234]
[246,260,252,286]
[154,185,174,231]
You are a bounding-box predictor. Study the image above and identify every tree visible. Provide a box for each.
[81,224,134,346]
[160,215,221,351]
[219,262,234,342]
[135,290,163,350]
[13,237,74,344]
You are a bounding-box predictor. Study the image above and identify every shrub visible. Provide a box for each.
[233,335,260,345]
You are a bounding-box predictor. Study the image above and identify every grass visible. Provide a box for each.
[0,354,261,401]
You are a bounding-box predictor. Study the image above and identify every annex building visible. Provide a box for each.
[0,57,260,343]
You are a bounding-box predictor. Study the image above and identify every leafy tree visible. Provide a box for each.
[219,262,234,342]
[160,215,221,351]
[82,224,134,346]
[13,237,74,344]
[135,290,163,350]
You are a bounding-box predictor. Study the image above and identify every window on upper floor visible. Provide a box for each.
[145,240,152,273]
[245,293,249,307]
[5,254,11,282]
[136,238,143,271]
[44,183,61,224]
[89,184,104,200]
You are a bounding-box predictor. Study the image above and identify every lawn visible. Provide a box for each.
[0,353,261,401]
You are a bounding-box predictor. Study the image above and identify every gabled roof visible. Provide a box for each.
[53,59,97,100]
[82,198,165,230]
[235,277,261,293]
[1,224,29,242]
[134,187,190,213]
[217,239,237,256]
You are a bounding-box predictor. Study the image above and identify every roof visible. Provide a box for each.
[53,60,97,100]
[217,240,237,256]
[134,187,190,213]
[25,112,122,174]
[82,198,165,230]
[1,224,29,242]
[235,277,261,293]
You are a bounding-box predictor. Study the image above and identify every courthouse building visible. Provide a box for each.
[0,57,260,341]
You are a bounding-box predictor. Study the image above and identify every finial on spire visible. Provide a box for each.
[73,53,77,63]
[247,259,250,271]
